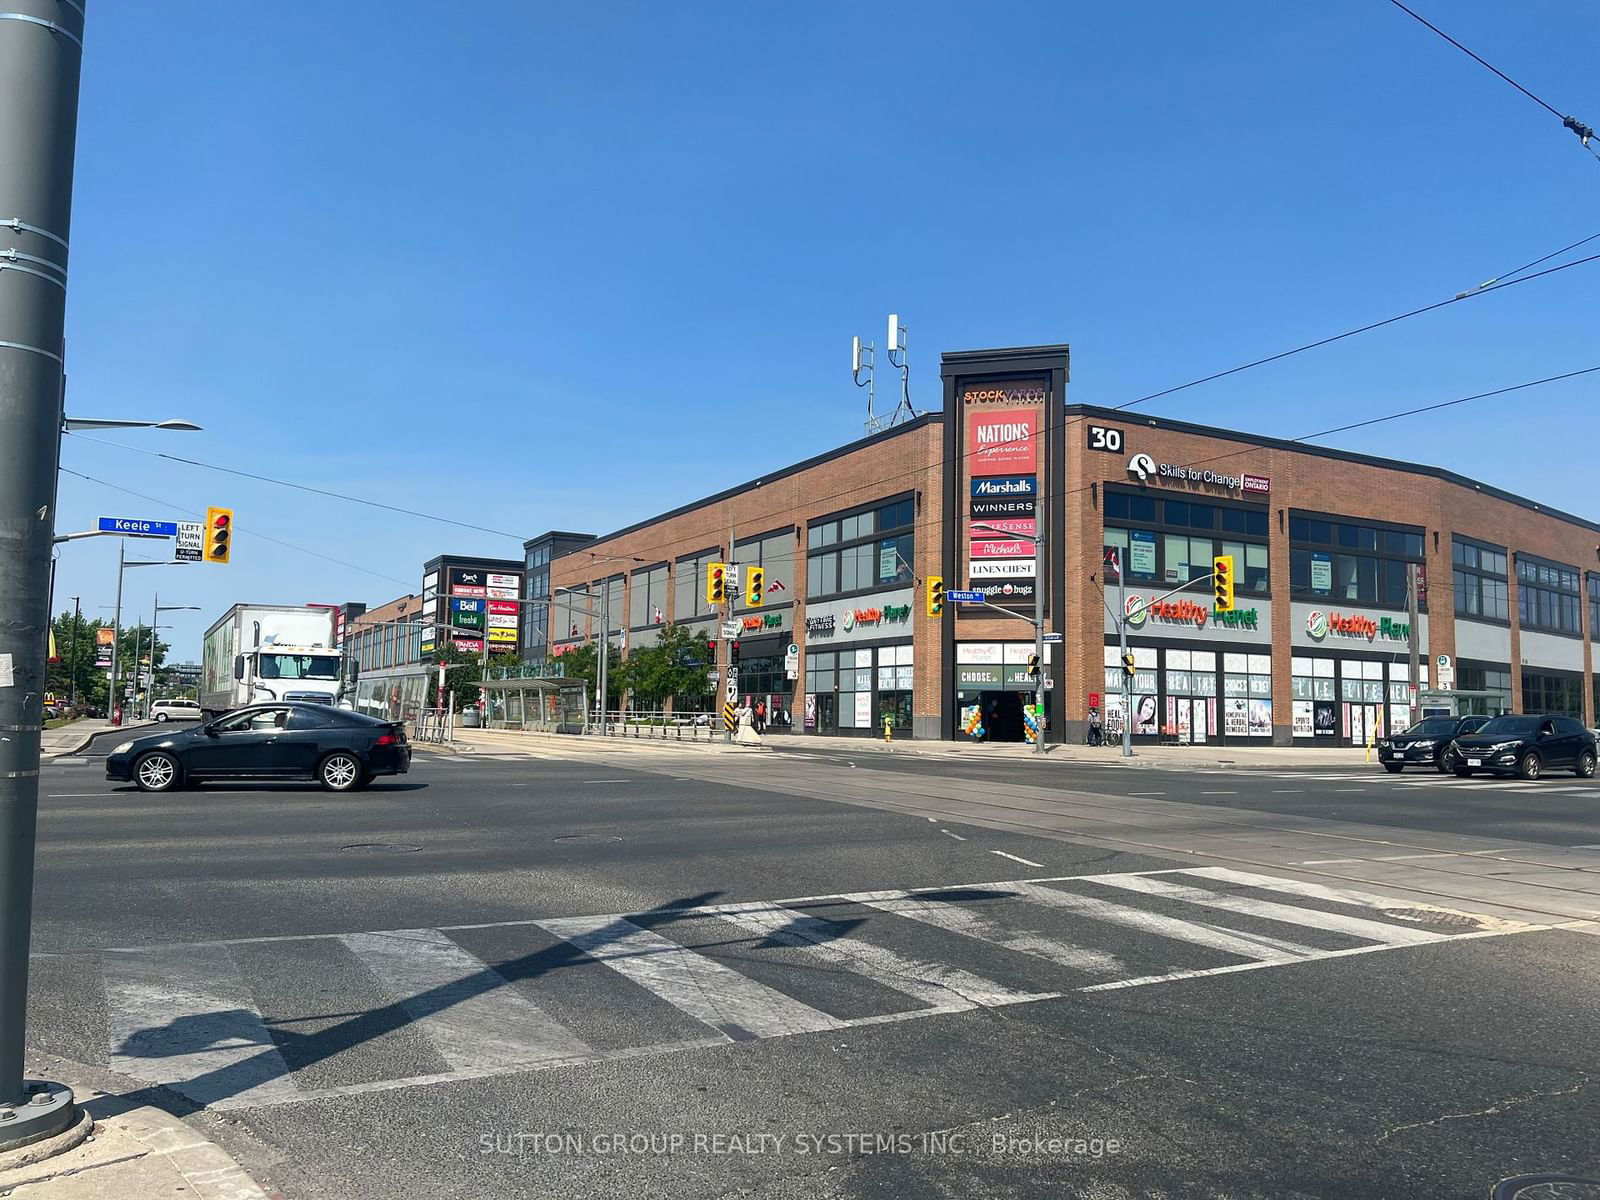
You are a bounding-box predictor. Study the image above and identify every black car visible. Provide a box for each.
[1375,715,1490,773]
[1446,714,1598,781]
[106,702,410,793]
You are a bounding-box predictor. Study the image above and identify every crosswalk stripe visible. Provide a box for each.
[996,880,1318,961]
[850,891,1129,979]
[536,914,847,1040]
[1176,867,1523,929]
[339,929,591,1070]
[1082,873,1446,946]
[103,943,299,1107]
[710,902,1036,1009]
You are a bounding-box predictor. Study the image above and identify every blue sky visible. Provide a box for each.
[53,1,1597,657]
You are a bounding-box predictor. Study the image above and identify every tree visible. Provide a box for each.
[549,640,622,709]
[616,624,715,710]
[435,645,483,710]
[48,610,109,709]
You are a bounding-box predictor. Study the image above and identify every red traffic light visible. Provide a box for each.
[212,513,230,528]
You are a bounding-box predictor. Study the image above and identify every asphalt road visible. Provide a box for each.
[770,740,1600,848]
[22,732,1600,1199]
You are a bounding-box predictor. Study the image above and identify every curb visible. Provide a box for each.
[0,1108,93,1173]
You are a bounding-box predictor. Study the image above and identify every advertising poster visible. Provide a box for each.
[1248,698,1273,737]
[1135,693,1158,735]
[853,692,872,729]
[1293,699,1314,738]
[804,694,816,729]
[487,600,519,616]
[969,409,1038,475]
[1314,700,1337,737]
[1130,530,1156,577]
[1224,697,1249,737]
[1103,693,1125,736]
[1310,552,1332,594]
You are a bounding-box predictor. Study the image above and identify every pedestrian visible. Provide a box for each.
[1087,706,1103,746]
[755,699,767,734]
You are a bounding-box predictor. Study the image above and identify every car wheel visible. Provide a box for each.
[1383,762,1402,774]
[319,752,362,792]
[1517,752,1542,782]
[1453,766,1474,778]
[1576,749,1596,779]
[155,712,168,723]
[133,751,180,793]
[1435,750,1451,773]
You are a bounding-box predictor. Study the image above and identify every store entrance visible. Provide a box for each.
[980,692,1027,742]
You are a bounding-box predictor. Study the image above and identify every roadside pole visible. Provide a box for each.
[1118,558,1132,758]
[67,595,80,707]
[597,584,610,735]
[1032,529,1045,754]
[0,0,87,1149]
[110,541,124,723]
[1407,562,1421,729]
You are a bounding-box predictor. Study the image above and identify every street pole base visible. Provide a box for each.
[0,1080,77,1154]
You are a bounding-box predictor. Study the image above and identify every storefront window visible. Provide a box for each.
[1516,555,1582,635]
[1290,513,1424,608]
[1521,670,1583,717]
[804,642,913,737]
[1290,656,1337,738]
[1457,664,1511,717]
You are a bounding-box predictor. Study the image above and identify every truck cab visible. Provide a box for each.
[234,644,347,707]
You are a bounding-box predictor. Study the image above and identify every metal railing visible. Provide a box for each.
[592,709,721,742]
[413,708,454,744]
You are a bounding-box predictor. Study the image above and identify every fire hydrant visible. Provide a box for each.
[882,714,893,743]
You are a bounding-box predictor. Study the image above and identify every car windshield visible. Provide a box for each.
[1476,716,1539,736]
[259,654,339,680]
[1402,720,1459,737]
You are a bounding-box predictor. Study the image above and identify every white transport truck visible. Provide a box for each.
[200,604,353,716]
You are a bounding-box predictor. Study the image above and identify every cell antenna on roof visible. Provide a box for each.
[856,315,918,435]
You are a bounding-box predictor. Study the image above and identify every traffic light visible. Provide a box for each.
[203,506,233,563]
[705,640,718,666]
[1212,554,1235,612]
[730,640,741,666]
[927,575,944,618]
[706,561,727,605]
[1027,653,1041,679]
[746,565,765,607]
[1121,652,1136,678]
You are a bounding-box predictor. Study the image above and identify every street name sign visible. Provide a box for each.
[945,589,984,604]
[1042,632,1063,643]
[97,516,177,536]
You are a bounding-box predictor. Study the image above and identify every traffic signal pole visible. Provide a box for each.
[0,0,86,1150]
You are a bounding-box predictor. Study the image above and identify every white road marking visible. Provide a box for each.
[339,929,591,1070]
[1128,792,1166,797]
[1271,789,1304,794]
[583,779,631,784]
[999,880,1316,961]
[1084,873,1446,946]
[1292,858,1364,865]
[1199,790,1237,795]
[46,793,113,798]
[1372,852,1453,861]
[990,850,1044,868]
[711,901,1028,1009]
[855,890,1126,978]
[103,943,299,1107]
[1179,867,1526,929]
[536,914,846,1040]
[1334,789,1366,793]
[940,829,968,841]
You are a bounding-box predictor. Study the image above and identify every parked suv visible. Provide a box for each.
[1376,715,1490,773]
[150,698,202,723]
[1447,715,1598,781]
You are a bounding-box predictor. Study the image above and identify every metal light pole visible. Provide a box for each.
[1118,559,1132,759]
[109,556,188,725]
[66,595,79,707]
[143,596,198,715]
[0,0,87,1149]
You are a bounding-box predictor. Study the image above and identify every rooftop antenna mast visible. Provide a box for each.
[853,335,881,434]
[883,312,918,427]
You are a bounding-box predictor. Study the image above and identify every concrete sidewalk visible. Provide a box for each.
[0,1060,273,1199]
[38,719,150,759]
[441,725,1378,770]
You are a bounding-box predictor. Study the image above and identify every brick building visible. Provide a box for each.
[546,344,1598,745]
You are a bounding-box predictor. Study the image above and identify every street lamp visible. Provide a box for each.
[61,416,200,432]
[141,597,200,716]
[970,523,1047,755]
[109,550,192,725]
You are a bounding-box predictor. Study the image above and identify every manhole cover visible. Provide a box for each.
[553,834,623,845]
[1380,907,1479,930]
[340,843,422,854]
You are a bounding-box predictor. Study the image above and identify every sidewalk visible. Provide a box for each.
[438,725,1377,770]
[39,719,150,759]
[0,1060,273,1199]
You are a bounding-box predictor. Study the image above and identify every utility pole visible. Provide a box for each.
[66,595,79,707]
[597,582,610,734]
[1407,561,1421,729]
[110,540,123,723]
[0,0,87,1149]
[1118,557,1132,758]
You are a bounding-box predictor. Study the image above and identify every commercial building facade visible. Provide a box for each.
[420,553,527,661]
[544,344,1597,745]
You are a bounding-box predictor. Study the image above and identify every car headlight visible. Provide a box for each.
[112,741,134,755]
[1410,739,1435,750]
[1491,741,1520,752]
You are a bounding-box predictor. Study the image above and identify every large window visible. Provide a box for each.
[630,563,669,629]
[1522,669,1582,717]
[806,496,915,601]
[1103,489,1269,595]
[735,529,797,612]
[1457,664,1512,717]
[674,549,722,621]
[1289,513,1424,608]
[1452,536,1509,622]
[1515,554,1581,635]
[1590,574,1600,640]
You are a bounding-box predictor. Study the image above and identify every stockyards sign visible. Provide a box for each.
[1126,452,1269,495]
[1293,602,1423,648]
[1106,596,1273,643]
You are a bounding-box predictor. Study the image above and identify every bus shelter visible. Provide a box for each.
[479,676,588,734]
